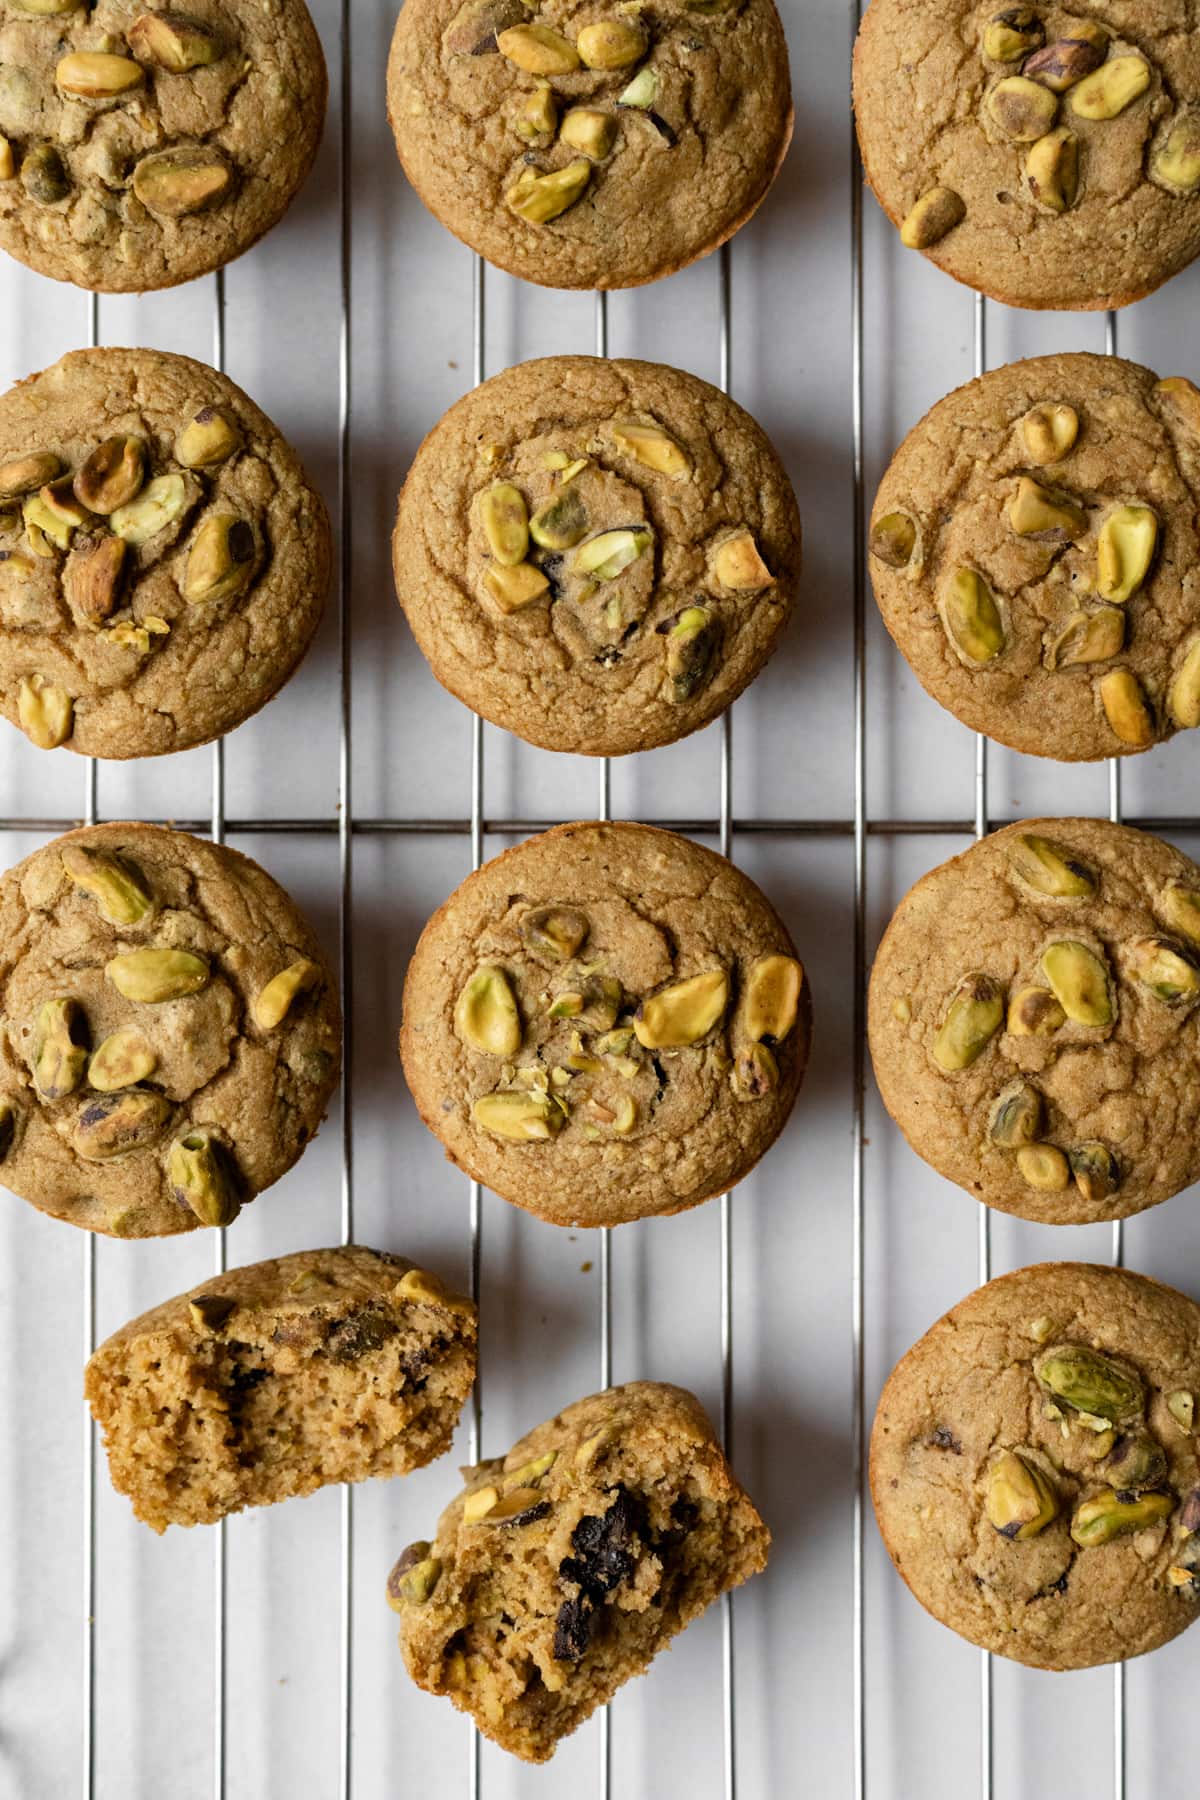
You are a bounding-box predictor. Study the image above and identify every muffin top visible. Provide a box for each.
[871,1263,1200,1669]
[0,822,341,1237]
[400,821,809,1227]
[0,0,327,291]
[853,1,1200,310]
[869,353,1200,762]
[387,0,793,289]
[394,356,800,757]
[869,817,1200,1226]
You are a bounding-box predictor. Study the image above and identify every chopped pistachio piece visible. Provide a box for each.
[1127,935,1200,1004]
[479,482,529,566]
[574,527,652,580]
[472,1088,565,1141]
[634,969,728,1049]
[900,186,965,249]
[1021,401,1079,464]
[931,972,1004,1070]
[1035,1344,1145,1423]
[484,560,550,612]
[506,158,591,224]
[1040,941,1112,1027]
[253,958,321,1029]
[988,1079,1043,1148]
[1016,1142,1069,1191]
[1008,833,1095,900]
[985,1448,1059,1540]
[1071,1488,1172,1547]
[455,967,522,1056]
[742,954,803,1043]
[1096,505,1157,604]
[1099,669,1154,747]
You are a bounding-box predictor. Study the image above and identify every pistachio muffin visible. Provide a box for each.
[87,1247,477,1530]
[871,1263,1200,1669]
[853,2,1200,310]
[393,356,800,756]
[868,817,1200,1227]
[399,821,809,1227]
[869,353,1200,761]
[0,346,330,758]
[0,822,341,1237]
[0,0,326,291]
[386,0,792,290]
[387,1381,770,1761]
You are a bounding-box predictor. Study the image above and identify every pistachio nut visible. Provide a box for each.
[985,1448,1059,1540]
[899,186,965,249]
[132,145,234,215]
[0,452,61,500]
[939,567,1004,665]
[1007,985,1066,1036]
[127,11,223,71]
[66,532,127,625]
[503,1447,557,1485]
[520,905,589,961]
[618,66,658,108]
[869,509,918,569]
[665,605,720,703]
[188,1293,237,1332]
[981,8,1043,62]
[1021,401,1079,465]
[1009,475,1086,540]
[1155,375,1200,439]
[395,1266,474,1316]
[988,1079,1043,1148]
[496,22,579,73]
[742,954,803,1044]
[732,1041,778,1099]
[713,530,773,591]
[1008,832,1096,900]
[484,559,550,612]
[514,81,557,142]
[12,0,82,12]
[1151,112,1200,195]
[1159,881,1200,947]
[474,1485,551,1525]
[610,418,690,477]
[23,492,73,552]
[508,155,592,222]
[479,482,529,566]
[174,405,242,469]
[1127,934,1200,1004]
[634,968,728,1049]
[0,138,14,182]
[34,478,86,532]
[1023,34,1105,92]
[987,75,1058,141]
[168,1128,240,1226]
[529,485,587,551]
[1035,1344,1145,1423]
[1040,940,1112,1027]
[1096,504,1157,604]
[1070,56,1151,121]
[110,473,188,545]
[387,1549,443,1609]
[1071,1488,1173,1548]
[252,958,321,1030]
[21,144,71,206]
[30,997,88,1100]
[17,675,72,749]
[56,51,144,99]
[88,1029,158,1093]
[1046,605,1124,670]
[574,527,652,580]
[472,1088,565,1140]
[61,844,152,924]
[455,966,522,1057]
[1103,1430,1168,1497]
[105,946,209,1003]
[576,973,621,1032]
[1169,635,1200,730]
[73,1088,173,1160]
[576,18,646,69]
[1166,1391,1195,1434]
[1025,127,1079,212]
[1069,1141,1120,1204]
[931,972,1005,1070]
[1016,1142,1069,1191]
[183,514,256,604]
[560,108,617,159]
[0,1097,15,1163]
[1099,669,1154,747]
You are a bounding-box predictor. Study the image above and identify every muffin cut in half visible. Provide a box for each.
[86,1247,477,1531]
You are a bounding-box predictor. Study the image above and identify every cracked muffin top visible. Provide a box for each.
[386,0,792,290]
[0,0,326,292]
[853,1,1200,311]
[868,817,1200,1226]
[871,1263,1200,1670]
[393,356,800,757]
[869,353,1200,762]
[399,820,810,1227]
[0,346,330,759]
[0,821,341,1237]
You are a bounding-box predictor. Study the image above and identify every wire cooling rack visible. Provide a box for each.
[2,2,1200,1797]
